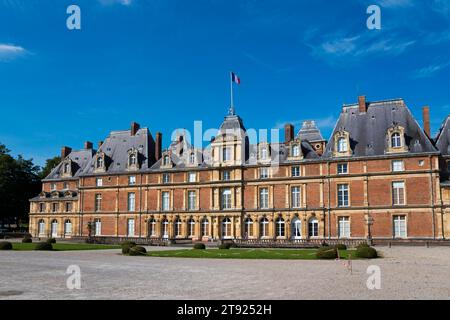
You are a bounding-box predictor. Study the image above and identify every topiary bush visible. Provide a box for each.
[193,243,206,250]
[121,241,137,254]
[35,242,53,251]
[218,243,232,250]
[335,244,347,250]
[357,243,370,249]
[356,246,378,259]
[0,241,13,250]
[316,246,338,259]
[46,238,56,244]
[128,246,147,256]
[22,237,32,243]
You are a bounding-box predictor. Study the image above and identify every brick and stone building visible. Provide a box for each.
[28,96,450,242]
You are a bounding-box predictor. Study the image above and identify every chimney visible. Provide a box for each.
[98,141,103,149]
[61,146,72,159]
[84,141,93,150]
[155,132,162,161]
[284,124,294,144]
[131,122,140,136]
[422,106,431,138]
[358,95,367,113]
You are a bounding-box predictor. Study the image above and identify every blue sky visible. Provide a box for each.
[1,0,450,166]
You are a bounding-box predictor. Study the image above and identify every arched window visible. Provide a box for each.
[163,155,170,166]
[94,218,101,236]
[244,218,253,238]
[129,153,137,166]
[292,218,302,239]
[308,217,319,237]
[391,132,402,148]
[292,145,300,157]
[63,162,70,174]
[38,219,45,235]
[51,219,58,238]
[260,217,269,238]
[148,218,156,237]
[189,153,195,164]
[162,219,169,239]
[96,156,104,169]
[221,217,232,239]
[275,217,285,237]
[64,219,72,236]
[174,218,182,237]
[188,218,195,237]
[201,218,209,237]
[337,137,348,153]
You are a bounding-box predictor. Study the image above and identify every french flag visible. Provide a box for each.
[231,72,241,85]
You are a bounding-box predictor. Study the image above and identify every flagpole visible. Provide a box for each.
[230,71,234,115]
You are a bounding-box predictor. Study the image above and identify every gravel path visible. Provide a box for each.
[1,246,449,300]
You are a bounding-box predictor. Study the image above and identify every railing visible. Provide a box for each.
[75,236,170,246]
[232,238,368,248]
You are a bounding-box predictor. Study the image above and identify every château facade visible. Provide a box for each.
[29,96,450,242]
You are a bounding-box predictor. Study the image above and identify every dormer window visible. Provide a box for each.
[61,159,73,177]
[96,156,103,168]
[337,137,348,153]
[292,145,300,157]
[94,152,106,173]
[386,125,407,153]
[64,163,70,174]
[129,153,137,165]
[189,153,195,164]
[333,130,351,157]
[261,147,268,160]
[127,148,139,170]
[391,132,401,148]
[164,155,170,166]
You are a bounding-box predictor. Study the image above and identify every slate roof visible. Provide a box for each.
[322,99,437,158]
[297,121,325,142]
[434,116,450,156]
[81,127,153,175]
[44,149,94,180]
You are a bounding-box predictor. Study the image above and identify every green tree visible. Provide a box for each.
[39,156,61,179]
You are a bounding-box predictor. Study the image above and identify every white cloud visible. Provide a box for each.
[0,43,27,61]
[411,62,450,79]
[98,0,133,6]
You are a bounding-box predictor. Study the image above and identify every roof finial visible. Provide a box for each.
[228,104,235,116]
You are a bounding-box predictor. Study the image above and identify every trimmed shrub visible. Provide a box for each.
[335,244,347,250]
[120,241,136,247]
[316,246,338,259]
[22,237,32,243]
[218,243,231,250]
[35,242,53,251]
[357,243,370,249]
[193,243,206,250]
[356,246,378,259]
[0,241,13,250]
[129,246,147,256]
[46,238,56,244]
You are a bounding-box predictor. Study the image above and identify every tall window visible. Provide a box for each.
[162,219,169,239]
[338,217,350,238]
[162,173,170,184]
[174,218,182,237]
[291,186,301,208]
[337,137,348,153]
[391,132,402,148]
[260,218,269,238]
[127,192,135,212]
[95,194,102,212]
[163,155,170,166]
[96,156,104,169]
[65,202,72,213]
[148,219,156,237]
[52,203,59,213]
[96,178,103,187]
[63,182,69,190]
[261,147,268,160]
[337,184,349,207]
[128,176,136,185]
[260,167,269,179]
[221,189,232,210]
[259,188,269,209]
[64,163,70,174]
[39,203,45,213]
[244,218,253,238]
[188,218,195,237]
[392,181,405,205]
[127,218,135,237]
[222,147,231,161]
[188,191,196,211]
[162,191,170,211]
[221,217,232,239]
[201,218,209,237]
[222,170,231,181]
[291,166,300,177]
[189,153,195,164]
[51,219,58,237]
[51,183,57,191]
[94,218,101,236]
[64,219,72,236]
[308,218,319,237]
[188,172,196,183]
[393,215,407,238]
[337,163,348,174]
[129,153,137,166]
[292,218,302,239]
[275,217,285,237]
[392,160,404,172]
[292,145,300,157]
[38,219,45,235]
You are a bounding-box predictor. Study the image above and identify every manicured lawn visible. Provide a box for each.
[11,243,121,251]
[146,248,359,260]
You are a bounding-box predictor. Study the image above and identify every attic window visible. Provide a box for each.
[391,132,402,148]
[337,137,348,153]
[189,153,195,164]
[292,145,300,157]
[96,156,104,168]
[163,155,170,166]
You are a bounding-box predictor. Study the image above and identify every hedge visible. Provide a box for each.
[356,246,378,259]
[46,238,56,244]
[22,237,33,243]
[35,242,53,251]
[316,246,338,259]
[129,246,147,256]
[193,243,206,250]
[0,241,13,250]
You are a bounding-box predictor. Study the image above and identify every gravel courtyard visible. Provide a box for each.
[1,246,449,300]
